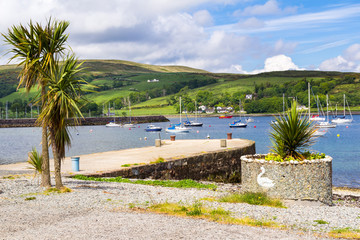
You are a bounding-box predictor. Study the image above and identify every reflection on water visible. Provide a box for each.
[0,116,359,188]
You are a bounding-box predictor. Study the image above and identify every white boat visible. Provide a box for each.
[229,99,247,128]
[331,94,353,124]
[246,117,254,123]
[124,98,136,128]
[184,101,203,127]
[166,97,191,133]
[315,94,336,128]
[313,129,327,136]
[311,96,326,121]
[105,121,121,127]
[105,103,121,127]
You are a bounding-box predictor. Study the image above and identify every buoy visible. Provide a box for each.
[138,126,140,128]
[207,134,210,139]
[129,128,131,130]
[196,130,199,133]
[144,137,147,141]
[346,126,349,128]
[254,126,256,128]
[337,134,340,137]
[89,129,93,133]
[139,138,142,140]
[209,125,211,127]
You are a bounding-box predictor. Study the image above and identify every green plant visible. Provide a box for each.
[218,192,286,208]
[25,197,36,201]
[27,147,43,175]
[186,202,203,216]
[314,219,329,224]
[269,101,317,160]
[150,157,165,164]
[147,202,283,229]
[329,227,360,239]
[121,164,131,167]
[73,175,217,190]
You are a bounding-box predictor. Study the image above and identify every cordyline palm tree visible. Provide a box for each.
[39,55,86,188]
[270,101,317,160]
[2,19,70,187]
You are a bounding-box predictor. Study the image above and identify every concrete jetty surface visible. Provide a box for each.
[0,139,253,176]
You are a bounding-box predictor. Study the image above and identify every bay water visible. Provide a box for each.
[0,115,359,188]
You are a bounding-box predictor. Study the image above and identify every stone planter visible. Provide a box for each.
[241,154,333,205]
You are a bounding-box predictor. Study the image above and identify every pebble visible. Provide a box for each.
[0,176,359,239]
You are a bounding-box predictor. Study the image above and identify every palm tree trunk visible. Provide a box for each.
[49,129,63,189]
[40,86,51,188]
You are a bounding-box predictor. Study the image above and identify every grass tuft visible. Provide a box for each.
[329,227,360,239]
[150,157,165,164]
[147,202,283,228]
[314,219,329,225]
[44,187,72,195]
[218,192,286,208]
[73,175,217,190]
[25,197,36,201]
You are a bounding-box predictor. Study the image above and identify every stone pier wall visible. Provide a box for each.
[87,141,256,183]
[0,115,168,128]
[241,154,333,205]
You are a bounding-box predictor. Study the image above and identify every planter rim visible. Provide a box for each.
[240,153,332,164]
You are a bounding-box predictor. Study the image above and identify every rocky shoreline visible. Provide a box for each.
[0,175,359,239]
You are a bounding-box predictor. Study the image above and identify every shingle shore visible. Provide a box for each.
[1,176,359,239]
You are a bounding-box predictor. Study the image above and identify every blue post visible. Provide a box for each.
[71,157,80,172]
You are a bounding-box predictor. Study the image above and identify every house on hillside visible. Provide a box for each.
[147,79,160,82]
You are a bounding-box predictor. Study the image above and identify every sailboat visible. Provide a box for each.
[331,94,353,124]
[123,98,136,128]
[311,96,326,121]
[105,103,121,127]
[229,100,247,128]
[315,94,336,128]
[166,97,190,133]
[184,101,203,127]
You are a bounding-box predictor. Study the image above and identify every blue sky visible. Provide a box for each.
[1,0,360,73]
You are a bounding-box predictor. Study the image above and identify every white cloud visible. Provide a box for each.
[319,44,360,72]
[227,55,303,74]
[239,0,297,16]
[236,17,264,29]
[193,10,213,27]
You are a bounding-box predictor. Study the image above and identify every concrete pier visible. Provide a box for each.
[0,139,255,181]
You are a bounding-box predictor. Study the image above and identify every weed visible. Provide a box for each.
[128,203,136,209]
[73,175,217,190]
[329,227,360,239]
[186,202,203,216]
[314,219,329,225]
[150,157,165,164]
[147,202,283,229]
[121,164,131,167]
[44,187,72,195]
[25,197,36,201]
[218,192,286,208]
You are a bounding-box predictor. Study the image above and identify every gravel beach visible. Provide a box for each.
[1,175,359,240]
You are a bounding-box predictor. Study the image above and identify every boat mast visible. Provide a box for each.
[343,94,346,117]
[326,94,329,123]
[179,97,182,124]
[308,82,311,119]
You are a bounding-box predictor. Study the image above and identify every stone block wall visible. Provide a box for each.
[241,154,333,205]
[87,140,255,182]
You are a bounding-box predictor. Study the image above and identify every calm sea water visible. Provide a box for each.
[0,116,359,188]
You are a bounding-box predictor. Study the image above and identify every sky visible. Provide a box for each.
[1,0,360,74]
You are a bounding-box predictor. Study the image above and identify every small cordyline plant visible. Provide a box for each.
[269,101,318,161]
[27,147,43,177]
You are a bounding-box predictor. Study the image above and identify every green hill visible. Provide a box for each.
[0,59,359,117]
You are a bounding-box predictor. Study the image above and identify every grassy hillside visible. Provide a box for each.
[0,59,358,116]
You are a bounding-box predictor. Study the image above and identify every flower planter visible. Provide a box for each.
[240,154,333,205]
